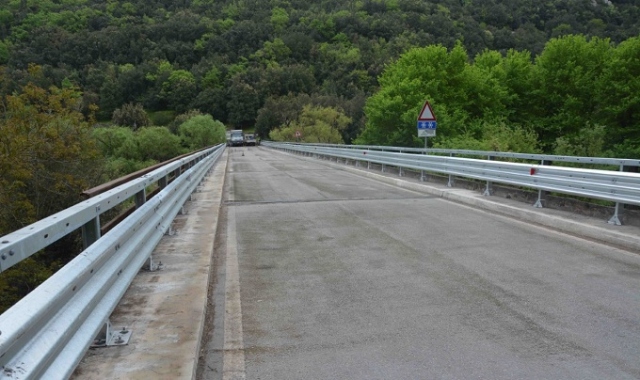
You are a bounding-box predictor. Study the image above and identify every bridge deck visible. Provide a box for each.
[75,147,640,380]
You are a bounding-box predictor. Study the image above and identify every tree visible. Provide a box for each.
[178,114,226,150]
[112,102,151,129]
[135,126,184,161]
[434,120,541,153]
[92,125,140,161]
[0,67,102,235]
[531,35,612,149]
[270,7,290,34]
[169,109,203,134]
[162,69,197,114]
[596,36,640,151]
[357,43,503,146]
[226,76,262,128]
[0,68,103,312]
[269,105,350,144]
[254,93,312,139]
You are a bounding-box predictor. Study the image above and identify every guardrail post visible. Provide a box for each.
[158,175,168,189]
[81,215,101,249]
[420,170,425,181]
[420,148,428,182]
[447,153,454,187]
[399,150,403,177]
[608,203,623,226]
[608,163,627,225]
[135,189,147,208]
[483,155,493,196]
[145,253,162,271]
[533,159,551,208]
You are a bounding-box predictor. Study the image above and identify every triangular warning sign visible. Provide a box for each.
[418,101,436,121]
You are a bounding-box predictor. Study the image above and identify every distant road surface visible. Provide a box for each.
[199,146,640,380]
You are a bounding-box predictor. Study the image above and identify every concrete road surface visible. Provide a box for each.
[199,147,640,380]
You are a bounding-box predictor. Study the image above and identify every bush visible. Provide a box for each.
[178,114,227,150]
[112,103,151,130]
[136,126,184,161]
[170,109,203,134]
[148,110,176,127]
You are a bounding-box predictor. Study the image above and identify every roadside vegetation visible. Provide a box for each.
[0,67,226,313]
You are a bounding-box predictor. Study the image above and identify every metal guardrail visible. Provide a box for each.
[297,143,640,168]
[263,142,640,225]
[0,145,225,379]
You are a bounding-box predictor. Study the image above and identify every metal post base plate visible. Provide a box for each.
[91,320,132,348]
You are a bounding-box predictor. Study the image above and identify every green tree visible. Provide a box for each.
[596,36,640,151]
[135,126,184,161]
[169,109,203,134]
[501,49,535,126]
[531,35,612,149]
[178,114,226,149]
[162,69,197,114]
[0,40,9,64]
[434,120,540,153]
[254,93,311,139]
[112,102,151,129]
[0,69,103,312]
[92,125,140,160]
[270,7,290,34]
[226,76,262,128]
[270,105,350,144]
[0,70,102,235]
[553,123,607,157]
[357,43,505,146]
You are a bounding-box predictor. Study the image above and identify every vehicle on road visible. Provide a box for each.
[244,134,257,146]
[227,130,244,147]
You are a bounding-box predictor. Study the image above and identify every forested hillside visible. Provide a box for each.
[1,0,639,144]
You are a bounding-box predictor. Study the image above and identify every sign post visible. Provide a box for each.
[417,100,437,181]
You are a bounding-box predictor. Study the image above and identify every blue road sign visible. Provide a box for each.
[417,121,437,129]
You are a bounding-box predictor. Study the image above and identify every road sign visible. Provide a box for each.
[418,101,436,121]
[417,100,437,138]
[417,120,437,129]
[418,129,436,137]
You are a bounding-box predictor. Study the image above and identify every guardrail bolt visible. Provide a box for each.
[1,254,6,260]
[120,327,129,334]
[8,250,14,256]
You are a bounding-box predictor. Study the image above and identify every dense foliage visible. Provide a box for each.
[358,35,640,157]
[0,65,102,311]
[0,72,226,313]
[1,0,638,145]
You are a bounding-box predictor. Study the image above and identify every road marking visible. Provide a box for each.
[223,207,246,380]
